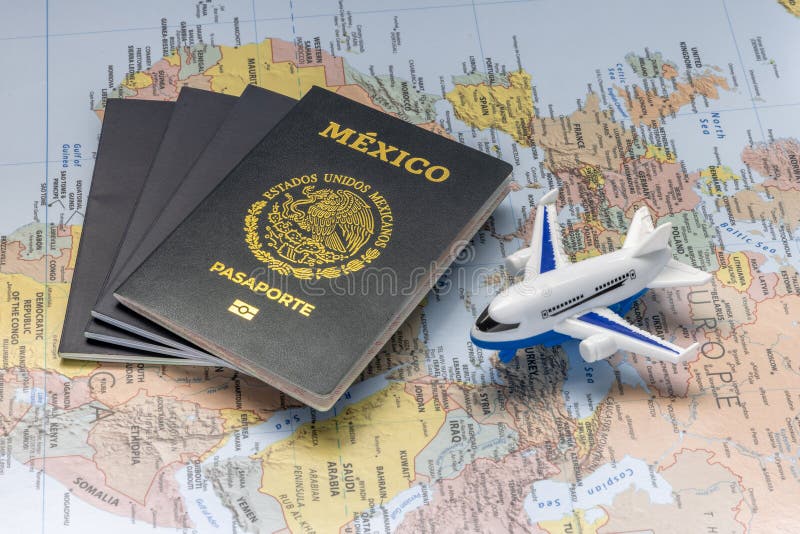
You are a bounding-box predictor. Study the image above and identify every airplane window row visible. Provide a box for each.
[594,273,630,292]
[547,294,584,314]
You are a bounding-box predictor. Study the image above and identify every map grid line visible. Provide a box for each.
[42,0,50,532]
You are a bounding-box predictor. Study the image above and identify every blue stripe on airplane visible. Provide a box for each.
[469,289,651,360]
[540,208,556,273]
[470,330,571,354]
[577,311,679,354]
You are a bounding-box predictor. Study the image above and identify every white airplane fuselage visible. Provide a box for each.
[471,246,672,347]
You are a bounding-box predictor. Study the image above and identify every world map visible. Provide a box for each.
[1,1,800,532]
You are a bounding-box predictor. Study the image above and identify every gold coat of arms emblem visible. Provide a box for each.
[244,173,393,279]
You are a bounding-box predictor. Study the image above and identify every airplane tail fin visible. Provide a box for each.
[630,222,672,258]
[648,259,712,288]
[623,207,655,250]
[623,206,711,287]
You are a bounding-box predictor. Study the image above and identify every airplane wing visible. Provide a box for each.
[647,259,712,288]
[517,188,570,279]
[553,306,699,364]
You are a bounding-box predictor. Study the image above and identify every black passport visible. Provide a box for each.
[58,99,203,363]
[84,87,237,364]
[87,86,295,359]
[115,87,513,410]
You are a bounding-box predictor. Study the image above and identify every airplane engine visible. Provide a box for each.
[578,334,618,362]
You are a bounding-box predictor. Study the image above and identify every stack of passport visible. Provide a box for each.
[60,85,513,410]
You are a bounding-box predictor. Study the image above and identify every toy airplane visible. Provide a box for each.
[471,189,711,364]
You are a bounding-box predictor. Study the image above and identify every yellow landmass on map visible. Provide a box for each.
[715,251,753,291]
[205,39,330,97]
[220,409,262,432]
[778,0,800,16]
[164,50,181,66]
[699,165,741,196]
[446,70,534,144]
[254,382,445,532]
[644,143,676,163]
[68,226,81,270]
[573,250,601,262]
[573,409,606,459]
[0,273,86,377]
[538,509,606,533]
[121,71,153,90]
[579,165,605,189]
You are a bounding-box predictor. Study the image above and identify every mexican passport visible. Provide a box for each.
[61,85,512,411]
[86,85,294,362]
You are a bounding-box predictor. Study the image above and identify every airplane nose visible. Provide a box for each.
[475,306,494,331]
[475,305,520,333]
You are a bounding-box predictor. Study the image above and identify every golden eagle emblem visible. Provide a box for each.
[282,187,374,258]
[245,179,390,280]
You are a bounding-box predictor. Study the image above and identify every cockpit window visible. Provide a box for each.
[476,305,520,333]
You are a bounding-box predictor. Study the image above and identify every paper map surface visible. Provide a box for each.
[1,1,799,532]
